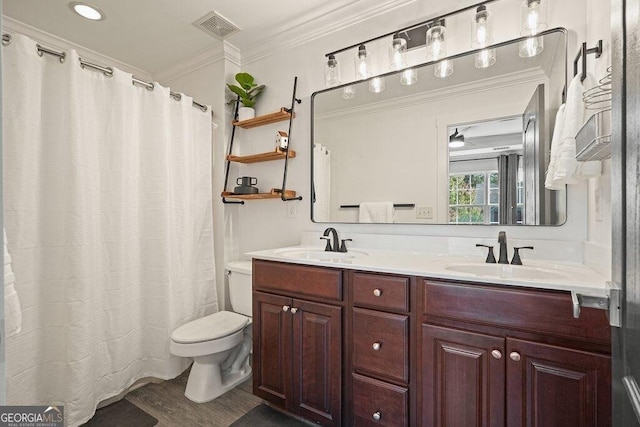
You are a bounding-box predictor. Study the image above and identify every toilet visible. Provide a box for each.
[170,260,253,403]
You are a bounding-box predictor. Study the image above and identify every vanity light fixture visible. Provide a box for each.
[69,2,105,21]
[519,0,547,57]
[449,128,465,148]
[354,44,371,80]
[427,20,453,78]
[472,5,496,68]
[324,54,341,87]
[390,33,418,86]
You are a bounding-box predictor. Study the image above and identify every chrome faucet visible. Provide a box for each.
[498,231,509,264]
[321,228,340,252]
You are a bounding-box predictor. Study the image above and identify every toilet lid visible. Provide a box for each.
[171,311,249,344]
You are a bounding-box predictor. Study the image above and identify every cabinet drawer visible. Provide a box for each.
[353,308,409,384]
[352,272,409,312]
[253,260,343,301]
[352,373,408,426]
[423,280,611,344]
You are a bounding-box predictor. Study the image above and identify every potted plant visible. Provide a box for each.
[227,72,265,121]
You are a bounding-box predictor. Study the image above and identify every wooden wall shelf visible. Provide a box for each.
[222,188,297,200]
[233,108,294,128]
[227,149,296,164]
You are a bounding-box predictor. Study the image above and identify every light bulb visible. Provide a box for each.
[369,77,385,93]
[342,85,356,100]
[435,59,453,78]
[520,0,547,36]
[427,21,447,62]
[354,44,370,80]
[519,36,544,57]
[389,35,407,71]
[324,54,341,87]
[472,5,494,48]
[475,48,496,68]
[400,69,417,86]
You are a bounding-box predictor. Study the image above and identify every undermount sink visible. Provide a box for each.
[274,247,368,261]
[445,263,567,280]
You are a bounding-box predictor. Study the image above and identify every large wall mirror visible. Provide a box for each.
[311,29,567,225]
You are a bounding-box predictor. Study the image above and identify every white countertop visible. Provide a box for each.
[247,245,611,298]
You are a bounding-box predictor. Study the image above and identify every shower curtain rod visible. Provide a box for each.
[1,33,212,116]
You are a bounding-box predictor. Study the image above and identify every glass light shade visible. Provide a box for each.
[520,0,547,36]
[342,85,356,100]
[389,36,407,71]
[400,68,417,86]
[519,36,544,57]
[324,54,341,87]
[369,77,386,93]
[435,59,453,78]
[354,44,371,80]
[426,21,447,61]
[475,48,496,68]
[471,6,494,48]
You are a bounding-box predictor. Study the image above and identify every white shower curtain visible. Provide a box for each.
[313,144,331,222]
[2,34,217,426]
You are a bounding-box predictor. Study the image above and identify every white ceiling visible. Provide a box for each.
[2,0,394,75]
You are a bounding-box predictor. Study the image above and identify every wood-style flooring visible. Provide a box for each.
[124,369,262,427]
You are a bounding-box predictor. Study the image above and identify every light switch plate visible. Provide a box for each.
[416,206,433,219]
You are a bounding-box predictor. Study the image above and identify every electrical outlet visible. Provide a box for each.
[287,202,297,218]
[416,206,433,219]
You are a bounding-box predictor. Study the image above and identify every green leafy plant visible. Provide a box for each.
[226,72,265,108]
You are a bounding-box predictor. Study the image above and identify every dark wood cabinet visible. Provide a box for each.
[506,338,611,427]
[421,279,612,427]
[253,261,343,426]
[422,324,505,427]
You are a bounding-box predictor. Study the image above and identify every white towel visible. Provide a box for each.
[549,74,601,187]
[4,228,22,337]
[359,202,394,223]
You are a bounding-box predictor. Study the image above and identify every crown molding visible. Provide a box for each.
[1,16,152,80]
[223,42,242,68]
[239,0,416,65]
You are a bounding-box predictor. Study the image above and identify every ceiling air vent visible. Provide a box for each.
[193,11,240,39]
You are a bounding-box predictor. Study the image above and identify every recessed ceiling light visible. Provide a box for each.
[69,2,105,21]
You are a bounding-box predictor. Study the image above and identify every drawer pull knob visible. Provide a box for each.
[491,350,502,359]
[372,411,381,421]
[373,288,382,297]
[510,351,521,362]
[282,305,290,312]
[372,342,381,351]
[290,307,298,314]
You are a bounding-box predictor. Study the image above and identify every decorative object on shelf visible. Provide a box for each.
[472,5,496,68]
[427,20,453,78]
[519,0,547,57]
[234,176,259,194]
[276,131,289,150]
[222,77,302,205]
[226,72,265,121]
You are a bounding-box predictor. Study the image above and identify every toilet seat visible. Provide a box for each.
[172,311,249,344]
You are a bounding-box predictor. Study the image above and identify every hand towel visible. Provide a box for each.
[359,202,394,223]
[545,104,566,190]
[4,228,22,337]
[550,73,601,186]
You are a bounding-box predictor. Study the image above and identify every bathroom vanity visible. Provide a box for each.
[250,248,611,426]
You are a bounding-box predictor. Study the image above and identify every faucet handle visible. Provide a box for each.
[339,239,352,253]
[320,236,332,252]
[511,246,534,265]
[476,244,497,263]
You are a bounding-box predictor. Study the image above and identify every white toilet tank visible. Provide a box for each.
[226,260,252,317]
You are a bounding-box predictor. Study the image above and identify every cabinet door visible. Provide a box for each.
[506,338,611,427]
[291,299,342,426]
[253,291,292,408]
[422,324,505,427]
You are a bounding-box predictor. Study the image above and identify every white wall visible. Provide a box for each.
[226,0,597,261]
